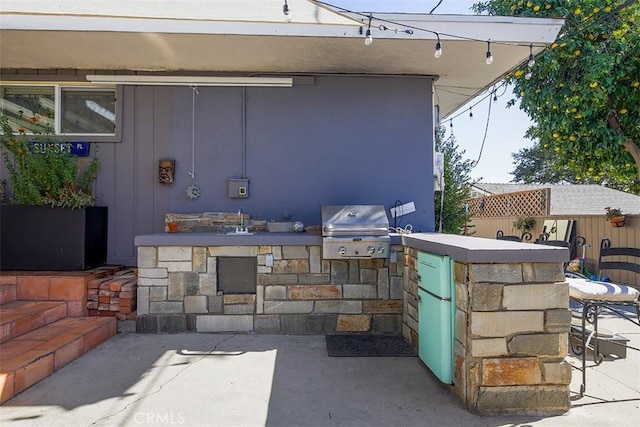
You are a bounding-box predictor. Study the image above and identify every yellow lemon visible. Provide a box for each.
[604,6,611,12]
[553,132,560,138]
[575,50,581,56]
[534,5,540,11]
[552,105,558,109]
[520,91,525,96]
[545,4,551,9]
[527,1,533,7]
[555,147,561,152]
[632,81,640,87]
[543,143,549,148]
[593,7,600,13]
[569,135,577,141]
[560,42,567,47]
[575,113,582,118]
[574,8,582,15]
[511,5,516,11]
[552,42,559,48]
[588,167,594,172]
[571,107,577,112]
[515,70,524,77]
[590,82,598,88]
[620,108,628,114]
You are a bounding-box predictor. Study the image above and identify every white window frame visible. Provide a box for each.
[1,83,122,143]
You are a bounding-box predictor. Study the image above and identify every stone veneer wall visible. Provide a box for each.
[136,244,404,334]
[402,247,571,416]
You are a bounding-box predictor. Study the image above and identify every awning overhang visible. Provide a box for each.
[0,0,563,118]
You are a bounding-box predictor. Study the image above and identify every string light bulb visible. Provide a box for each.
[364,16,373,46]
[365,28,373,46]
[434,33,442,58]
[283,1,291,23]
[485,41,493,65]
[528,44,535,68]
[525,71,533,80]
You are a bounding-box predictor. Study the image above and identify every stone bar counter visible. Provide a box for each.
[402,233,571,416]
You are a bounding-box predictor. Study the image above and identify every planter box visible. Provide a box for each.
[0,204,108,271]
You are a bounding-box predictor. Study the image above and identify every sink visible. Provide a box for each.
[226,228,254,235]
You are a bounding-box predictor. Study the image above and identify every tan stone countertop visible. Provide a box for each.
[135,232,404,247]
[403,233,568,264]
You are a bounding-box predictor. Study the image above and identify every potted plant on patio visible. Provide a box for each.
[513,215,536,235]
[604,207,626,227]
[0,113,108,270]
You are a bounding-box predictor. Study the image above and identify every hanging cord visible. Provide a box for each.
[471,87,494,168]
[189,85,199,180]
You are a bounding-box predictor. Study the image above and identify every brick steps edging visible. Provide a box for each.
[0,316,116,404]
[0,301,67,343]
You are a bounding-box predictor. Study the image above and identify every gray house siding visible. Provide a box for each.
[3,75,435,266]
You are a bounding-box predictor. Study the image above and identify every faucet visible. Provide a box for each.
[238,209,244,232]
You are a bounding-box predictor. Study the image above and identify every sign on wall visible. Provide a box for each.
[30,142,90,157]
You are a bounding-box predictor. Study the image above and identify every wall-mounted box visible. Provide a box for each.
[228,178,249,198]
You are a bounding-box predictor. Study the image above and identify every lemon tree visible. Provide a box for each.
[473,0,640,193]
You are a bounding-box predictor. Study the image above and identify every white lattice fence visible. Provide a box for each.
[464,188,550,217]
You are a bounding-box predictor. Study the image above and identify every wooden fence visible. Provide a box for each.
[468,214,639,288]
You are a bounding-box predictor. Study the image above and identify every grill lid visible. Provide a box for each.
[321,205,389,236]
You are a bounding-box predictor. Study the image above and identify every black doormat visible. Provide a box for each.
[326,334,417,357]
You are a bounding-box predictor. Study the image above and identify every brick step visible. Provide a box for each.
[0,283,17,304]
[0,316,116,404]
[0,301,67,343]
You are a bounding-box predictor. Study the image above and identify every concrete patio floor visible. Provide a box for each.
[1,309,638,427]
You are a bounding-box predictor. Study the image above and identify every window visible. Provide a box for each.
[1,84,120,142]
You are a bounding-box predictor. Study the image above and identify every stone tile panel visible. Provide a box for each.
[336,314,371,332]
[470,264,523,284]
[471,311,544,337]
[288,285,342,300]
[481,357,542,386]
[315,300,362,314]
[363,300,403,314]
[503,282,568,310]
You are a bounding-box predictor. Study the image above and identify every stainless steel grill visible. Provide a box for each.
[321,205,390,259]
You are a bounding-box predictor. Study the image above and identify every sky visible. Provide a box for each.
[330,0,536,183]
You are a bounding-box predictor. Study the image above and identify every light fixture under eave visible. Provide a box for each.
[86,75,294,87]
[364,15,373,46]
[283,0,291,23]
[434,33,442,58]
[485,41,493,65]
[528,44,536,68]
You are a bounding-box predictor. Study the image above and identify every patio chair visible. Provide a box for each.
[496,230,532,242]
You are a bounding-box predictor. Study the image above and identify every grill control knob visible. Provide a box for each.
[367,246,375,255]
[377,247,385,254]
[338,246,347,255]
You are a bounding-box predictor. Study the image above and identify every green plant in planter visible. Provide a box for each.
[513,215,536,234]
[0,114,99,209]
[604,206,624,220]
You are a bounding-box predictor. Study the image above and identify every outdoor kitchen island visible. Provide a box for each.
[134,231,406,335]
[135,229,572,415]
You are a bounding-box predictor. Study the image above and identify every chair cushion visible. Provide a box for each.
[567,277,640,302]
